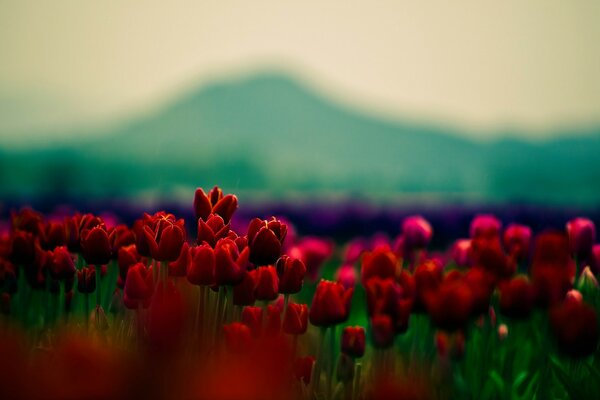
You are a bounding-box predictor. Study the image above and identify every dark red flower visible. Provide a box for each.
[10,230,36,265]
[197,214,230,247]
[401,215,433,250]
[463,268,494,315]
[293,356,315,384]
[194,186,238,223]
[41,221,67,250]
[142,214,186,262]
[413,261,443,312]
[118,244,140,283]
[233,271,257,306]
[499,275,536,319]
[566,217,596,260]
[276,255,306,294]
[472,239,514,280]
[168,242,190,277]
[215,238,250,286]
[370,314,395,348]
[531,232,575,307]
[49,246,76,280]
[265,305,281,336]
[503,224,531,262]
[252,266,279,301]
[76,267,96,294]
[309,279,353,327]
[550,300,599,358]
[11,208,44,235]
[241,306,263,336]
[288,237,334,281]
[335,264,357,289]
[426,278,473,331]
[470,214,501,239]
[124,262,154,302]
[341,326,366,358]
[109,224,135,258]
[361,247,398,283]
[187,243,216,286]
[283,303,308,335]
[80,225,112,265]
[247,217,287,266]
[451,239,473,268]
[223,322,253,353]
[364,276,414,333]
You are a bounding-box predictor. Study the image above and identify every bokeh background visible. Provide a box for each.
[1,1,600,219]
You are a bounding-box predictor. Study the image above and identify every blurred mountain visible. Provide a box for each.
[1,71,599,204]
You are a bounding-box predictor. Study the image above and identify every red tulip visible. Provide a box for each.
[168,242,190,277]
[265,305,281,336]
[288,237,334,281]
[463,267,494,315]
[251,266,279,301]
[361,247,398,283]
[77,267,96,294]
[341,326,365,358]
[109,224,135,258]
[241,306,263,336]
[118,244,140,283]
[451,239,473,268]
[223,322,253,353]
[49,246,75,280]
[247,217,287,266]
[566,217,596,259]
[41,221,67,250]
[283,303,308,335]
[499,275,536,319]
[187,243,216,286]
[309,280,353,327]
[401,215,433,250]
[233,271,257,306]
[335,264,357,289]
[194,186,238,223]
[364,276,413,333]
[197,214,230,247]
[293,356,315,384]
[503,224,531,262]
[470,214,501,239]
[370,314,395,348]
[142,214,186,262]
[10,230,36,265]
[124,263,154,302]
[413,261,443,311]
[276,255,306,294]
[11,208,43,235]
[80,225,112,265]
[550,300,599,358]
[426,278,473,331]
[215,238,250,286]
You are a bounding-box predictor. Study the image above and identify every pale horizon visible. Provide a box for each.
[1,0,600,142]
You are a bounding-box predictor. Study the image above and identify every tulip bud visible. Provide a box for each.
[90,305,109,331]
[402,215,433,250]
[118,244,139,282]
[576,266,598,292]
[187,244,216,286]
[309,280,353,327]
[503,224,531,262]
[276,255,306,294]
[341,326,366,358]
[194,186,238,223]
[294,356,315,384]
[241,306,263,337]
[50,246,76,280]
[499,275,535,319]
[370,314,395,348]
[566,218,595,259]
[168,242,190,277]
[565,289,583,304]
[197,214,230,247]
[80,225,112,265]
[215,239,249,286]
[124,263,154,302]
[550,300,599,358]
[497,324,508,341]
[451,239,473,268]
[470,215,501,239]
[361,247,398,283]
[247,217,287,266]
[233,272,257,306]
[253,266,279,301]
[223,322,253,353]
[143,218,186,262]
[335,264,357,289]
[76,267,96,294]
[283,303,308,335]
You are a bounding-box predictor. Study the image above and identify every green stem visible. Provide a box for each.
[310,327,328,397]
[226,286,234,324]
[328,325,337,399]
[353,362,362,400]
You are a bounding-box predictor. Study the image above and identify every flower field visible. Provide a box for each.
[1,186,599,399]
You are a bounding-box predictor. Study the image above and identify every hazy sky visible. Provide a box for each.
[1,0,600,140]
